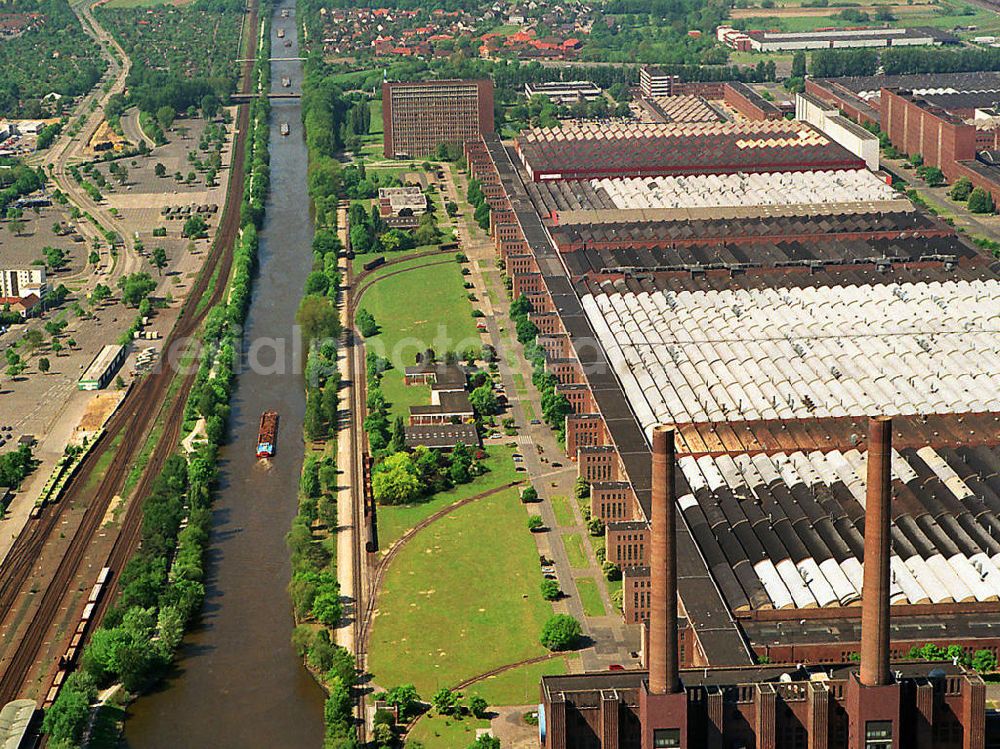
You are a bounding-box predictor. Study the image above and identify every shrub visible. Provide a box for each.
[527,515,544,532]
[540,614,582,651]
[520,485,538,503]
[356,307,378,337]
[541,578,560,600]
[968,187,995,214]
[468,695,489,719]
[949,176,973,201]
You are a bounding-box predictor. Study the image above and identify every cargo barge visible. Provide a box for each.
[256,411,279,458]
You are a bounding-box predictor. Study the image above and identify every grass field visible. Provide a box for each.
[735,4,1000,32]
[466,655,576,706]
[356,257,480,421]
[368,487,552,696]
[377,444,520,549]
[575,578,606,617]
[550,495,576,527]
[369,99,383,135]
[562,533,588,569]
[406,713,491,749]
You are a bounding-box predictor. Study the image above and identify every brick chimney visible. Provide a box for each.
[640,426,688,749]
[861,415,892,688]
[846,416,901,749]
[649,425,680,695]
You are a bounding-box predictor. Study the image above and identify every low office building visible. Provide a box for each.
[378,186,428,217]
[382,79,494,158]
[403,423,480,450]
[524,80,602,105]
[408,390,475,425]
[403,361,467,388]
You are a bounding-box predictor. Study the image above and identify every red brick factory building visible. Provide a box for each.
[382,78,494,159]
[463,105,1000,746]
[806,72,1000,205]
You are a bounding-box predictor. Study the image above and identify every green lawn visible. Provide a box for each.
[356,257,480,421]
[369,99,383,135]
[511,372,527,395]
[467,655,575,706]
[562,533,588,569]
[735,6,1000,32]
[406,713,491,749]
[368,487,552,696]
[550,495,575,528]
[378,444,520,549]
[575,578,606,617]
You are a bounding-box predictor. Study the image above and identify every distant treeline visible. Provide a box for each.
[810,46,1000,79]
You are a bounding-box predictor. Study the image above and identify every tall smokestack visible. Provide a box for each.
[861,416,892,687]
[649,426,680,695]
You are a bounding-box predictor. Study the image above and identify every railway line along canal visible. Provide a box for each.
[122,1,326,745]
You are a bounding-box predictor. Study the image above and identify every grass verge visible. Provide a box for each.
[575,577,606,617]
[562,533,588,569]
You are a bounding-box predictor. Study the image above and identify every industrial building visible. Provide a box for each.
[524,80,602,105]
[717,25,957,52]
[381,79,494,159]
[463,104,1000,709]
[539,423,989,749]
[515,121,865,181]
[796,91,880,170]
[78,344,126,391]
[0,267,45,299]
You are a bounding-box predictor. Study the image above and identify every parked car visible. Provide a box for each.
[551,461,563,468]
[530,419,541,425]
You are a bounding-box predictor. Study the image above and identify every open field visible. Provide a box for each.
[732,2,933,16]
[369,99,383,135]
[406,714,492,749]
[368,487,552,696]
[733,4,1000,32]
[377,444,519,549]
[466,655,575,706]
[356,259,481,421]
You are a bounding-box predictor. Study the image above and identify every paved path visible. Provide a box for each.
[334,202,356,655]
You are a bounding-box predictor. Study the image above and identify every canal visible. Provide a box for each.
[122,2,327,745]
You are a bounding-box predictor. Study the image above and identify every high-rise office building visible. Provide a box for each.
[382,79,494,159]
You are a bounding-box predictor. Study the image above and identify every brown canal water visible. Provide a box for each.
[122,2,327,745]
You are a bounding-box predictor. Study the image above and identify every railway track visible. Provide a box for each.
[0,1,260,706]
[356,480,525,654]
